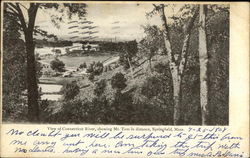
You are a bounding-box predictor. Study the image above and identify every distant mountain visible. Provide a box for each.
[35,39,73,48]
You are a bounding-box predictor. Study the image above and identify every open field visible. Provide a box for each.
[39,76,83,85]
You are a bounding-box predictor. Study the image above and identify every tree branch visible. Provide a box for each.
[8,3,19,10]
[6,4,19,15]
[157,4,176,67]
[19,3,28,10]
[3,10,22,28]
[178,6,199,75]
[15,3,27,31]
[27,3,39,32]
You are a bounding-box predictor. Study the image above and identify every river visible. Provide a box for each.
[39,84,63,101]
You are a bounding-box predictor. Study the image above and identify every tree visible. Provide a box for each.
[111,72,127,92]
[119,40,138,78]
[50,58,65,72]
[92,79,110,123]
[88,73,95,82]
[199,5,209,125]
[110,72,134,124]
[2,8,26,120]
[61,81,80,101]
[139,25,164,70]
[79,62,87,69]
[94,79,107,97]
[86,61,103,75]
[206,5,229,125]
[153,4,199,125]
[4,2,87,122]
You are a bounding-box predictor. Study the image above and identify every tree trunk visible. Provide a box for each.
[157,4,198,125]
[25,30,40,122]
[158,5,183,125]
[171,67,182,125]
[149,58,152,71]
[199,5,209,125]
[126,57,134,79]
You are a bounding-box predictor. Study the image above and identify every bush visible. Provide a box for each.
[153,62,168,74]
[50,58,65,72]
[130,101,169,125]
[119,40,138,69]
[39,99,56,123]
[111,72,127,91]
[86,61,103,75]
[79,62,87,69]
[94,79,106,96]
[141,76,162,99]
[53,99,92,124]
[61,81,80,101]
[91,97,111,124]
[110,92,134,124]
[88,73,95,82]
[140,74,173,124]
[94,61,104,75]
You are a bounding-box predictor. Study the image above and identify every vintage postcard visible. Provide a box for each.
[0,1,249,157]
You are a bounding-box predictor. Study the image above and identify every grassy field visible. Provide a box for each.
[39,76,84,85]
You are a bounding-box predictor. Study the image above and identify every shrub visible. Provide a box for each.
[50,58,65,72]
[153,62,168,74]
[94,79,106,96]
[118,53,130,69]
[111,72,127,91]
[110,91,134,124]
[141,76,162,99]
[79,62,87,69]
[118,40,138,69]
[53,99,92,124]
[94,61,104,75]
[88,73,95,82]
[86,61,103,75]
[39,99,56,122]
[61,81,80,101]
[91,97,111,124]
[86,63,94,73]
[140,75,173,124]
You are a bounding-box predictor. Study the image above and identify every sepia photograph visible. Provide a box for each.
[2,2,229,125]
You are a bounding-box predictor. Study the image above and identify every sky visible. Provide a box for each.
[35,3,165,41]
[8,2,205,42]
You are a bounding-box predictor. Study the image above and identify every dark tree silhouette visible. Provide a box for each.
[152,4,199,125]
[61,81,80,101]
[4,2,87,122]
[50,58,65,72]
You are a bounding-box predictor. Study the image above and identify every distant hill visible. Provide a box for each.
[35,39,73,48]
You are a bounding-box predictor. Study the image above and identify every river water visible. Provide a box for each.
[39,84,63,101]
[41,94,62,101]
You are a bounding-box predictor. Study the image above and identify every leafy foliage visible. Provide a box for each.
[79,62,87,69]
[94,79,107,97]
[2,10,27,121]
[206,8,229,125]
[110,92,134,124]
[3,4,229,125]
[86,61,104,75]
[119,40,138,69]
[88,73,95,82]
[61,81,80,101]
[111,72,127,91]
[50,58,65,72]
[139,25,164,69]
[53,99,92,124]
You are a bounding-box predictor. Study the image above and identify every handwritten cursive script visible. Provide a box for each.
[3,126,246,157]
